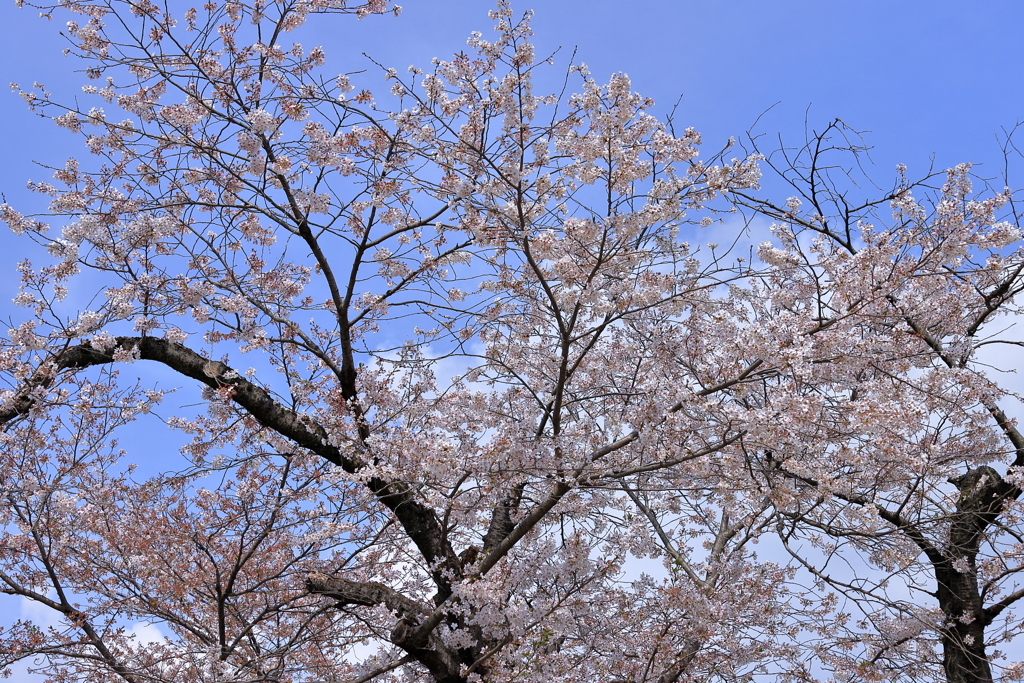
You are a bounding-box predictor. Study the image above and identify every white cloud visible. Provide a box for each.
[127,621,166,646]
[19,592,63,629]
[618,553,668,584]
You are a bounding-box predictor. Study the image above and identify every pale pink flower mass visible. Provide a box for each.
[0,2,1022,683]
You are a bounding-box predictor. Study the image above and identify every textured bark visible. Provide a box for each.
[305,573,466,682]
[932,466,1013,683]
[305,573,426,616]
[481,484,524,555]
[388,618,465,683]
[935,560,993,683]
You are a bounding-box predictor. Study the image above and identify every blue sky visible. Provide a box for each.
[3,0,1024,296]
[1,1,1024,680]
[4,0,1024,217]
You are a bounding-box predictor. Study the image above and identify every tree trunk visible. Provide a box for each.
[940,626,992,683]
[936,563,993,683]
[932,465,1010,683]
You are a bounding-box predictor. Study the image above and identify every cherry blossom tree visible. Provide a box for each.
[1,1,1023,682]
[717,124,1024,683]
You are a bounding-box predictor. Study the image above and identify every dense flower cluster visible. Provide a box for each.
[1,2,1024,683]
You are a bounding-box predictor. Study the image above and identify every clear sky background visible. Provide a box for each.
[5,1,1024,210]
[4,0,1024,294]
[1,1,1024,680]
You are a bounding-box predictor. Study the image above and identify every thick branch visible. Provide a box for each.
[342,655,416,683]
[304,576,461,681]
[481,483,525,555]
[1,337,459,598]
[982,586,1024,626]
[305,573,425,618]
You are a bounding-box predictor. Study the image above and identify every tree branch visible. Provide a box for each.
[0,337,460,598]
[305,573,425,618]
